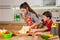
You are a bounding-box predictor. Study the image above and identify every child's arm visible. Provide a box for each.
[30,27,48,32]
[35,27,48,32]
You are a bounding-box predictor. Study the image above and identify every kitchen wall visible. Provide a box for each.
[0,0,60,22]
[0,9,14,21]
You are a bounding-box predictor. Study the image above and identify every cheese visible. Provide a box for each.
[18,26,30,34]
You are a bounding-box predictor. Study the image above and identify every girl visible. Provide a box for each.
[31,11,53,32]
[12,2,40,36]
[20,2,40,28]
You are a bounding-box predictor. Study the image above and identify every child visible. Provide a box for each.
[12,2,40,36]
[20,2,40,28]
[30,11,53,32]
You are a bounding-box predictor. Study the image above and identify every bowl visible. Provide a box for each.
[2,32,13,39]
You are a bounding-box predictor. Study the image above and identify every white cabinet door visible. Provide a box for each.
[0,0,27,6]
[0,0,43,6]
[43,0,56,6]
[0,0,13,5]
[0,9,14,21]
[56,0,60,6]
[26,0,43,6]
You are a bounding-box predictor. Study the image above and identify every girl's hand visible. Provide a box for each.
[30,23,37,29]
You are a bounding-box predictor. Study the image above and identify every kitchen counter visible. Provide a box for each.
[0,21,26,24]
[0,21,59,40]
[0,32,59,40]
[0,36,44,40]
[0,36,59,40]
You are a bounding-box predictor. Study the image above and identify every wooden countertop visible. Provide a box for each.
[0,36,59,40]
[0,36,43,40]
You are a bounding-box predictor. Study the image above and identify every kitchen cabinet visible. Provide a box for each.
[0,0,27,6]
[43,0,56,6]
[26,0,43,6]
[0,0,60,7]
[0,9,14,21]
[56,0,60,6]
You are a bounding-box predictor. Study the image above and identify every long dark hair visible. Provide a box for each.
[20,2,39,18]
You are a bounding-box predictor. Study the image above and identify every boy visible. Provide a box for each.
[31,11,53,32]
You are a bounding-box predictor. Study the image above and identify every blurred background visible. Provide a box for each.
[0,0,60,23]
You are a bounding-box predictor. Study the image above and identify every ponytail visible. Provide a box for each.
[20,2,39,18]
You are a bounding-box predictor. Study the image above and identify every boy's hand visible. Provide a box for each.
[30,29,37,33]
